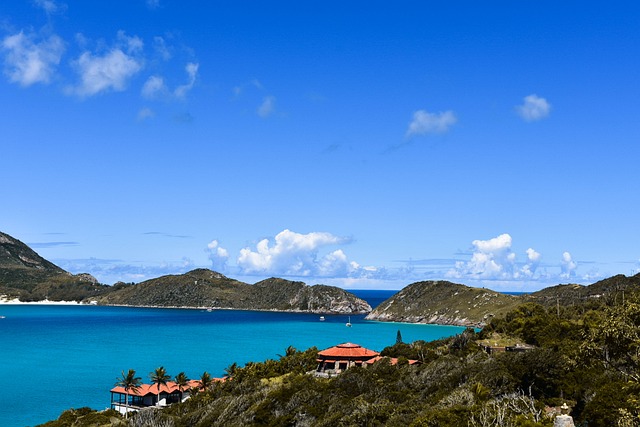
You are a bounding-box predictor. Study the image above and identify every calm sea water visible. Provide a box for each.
[0,290,466,427]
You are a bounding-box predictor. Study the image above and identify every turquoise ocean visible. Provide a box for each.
[0,290,467,427]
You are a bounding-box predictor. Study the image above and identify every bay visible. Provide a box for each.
[0,290,466,427]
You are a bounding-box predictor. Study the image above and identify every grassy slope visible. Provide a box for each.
[366,280,522,327]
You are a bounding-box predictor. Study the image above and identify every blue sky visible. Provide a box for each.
[2,1,639,291]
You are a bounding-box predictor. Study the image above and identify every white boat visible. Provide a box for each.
[319,316,325,321]
[346,316,352,327]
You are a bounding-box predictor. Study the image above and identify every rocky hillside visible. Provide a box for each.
[251,278,372,313]
[365,280,522,327]
[365,274,640,327]
[0,231,108,301]
[91,269,372,314]
[527,273,640,306]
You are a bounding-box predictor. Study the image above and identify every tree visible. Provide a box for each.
[396,330,403,344]
[581,301,640,378]
[224,362,238,378]
[278,345,298,358]
[199,371,213,390]
[149,366,171,406]
[174,371,189,403]
[115,369,141,419]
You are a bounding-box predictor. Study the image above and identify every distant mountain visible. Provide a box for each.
[365,274,640,327]
[0,231,108,301]
[93,269,372,314]
[365,280,521,327]
[5,229,640,321]
[0,231,371,313]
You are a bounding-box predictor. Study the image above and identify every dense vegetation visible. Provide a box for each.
[39,287,640,427]
[93,271,372,313]
[367,273,640,327]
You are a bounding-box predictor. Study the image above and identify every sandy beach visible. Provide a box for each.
[0,296,80,305]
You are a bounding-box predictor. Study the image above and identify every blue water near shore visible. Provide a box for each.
[0,290,466,427]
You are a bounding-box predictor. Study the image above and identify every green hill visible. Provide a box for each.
[366,275,640,327]
[93,269,372,313]
[0,231,109,301]
[527,273,640,306]
[365,280,522,327]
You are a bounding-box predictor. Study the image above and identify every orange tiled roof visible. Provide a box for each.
[111,379,214,396]
[317,342,379,359]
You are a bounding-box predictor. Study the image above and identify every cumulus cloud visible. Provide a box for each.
[521,248,542,277]
[1,31,64,86]
[69,31,143,97]
[560,251,577,279]
[517,94,551,122]
[257,95,276,118]
[406,109,457,137]
[174,62,198,98]
[236,229,356,277]
[447,234,542,281]
[206,240,229,272]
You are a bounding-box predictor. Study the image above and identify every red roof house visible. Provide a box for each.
[316,342,380,375]
[110,378,222,415]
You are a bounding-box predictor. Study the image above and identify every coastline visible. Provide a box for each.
[0,296,80,305]
[0,298,467,327]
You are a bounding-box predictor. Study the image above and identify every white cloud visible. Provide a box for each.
[447,234,543,281]
[237,229,354,277]
[517,94,551,122]
[142,62,198,100]
[146,0,161,9]
[1,31,64,86]
[174,62,198,99]
[406,109,457,137]
[258,95,276,118]
[68,31,143,97]
[153,36,171,61]
[526,247,541,263]
[141,75,166,99]
[34,0,66,14]
[473,234,512,254]
[206,240,229,272]
[560,251,577,279]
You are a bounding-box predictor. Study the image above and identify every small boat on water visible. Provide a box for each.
[346,316,352,327]
[319,316,325,321]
